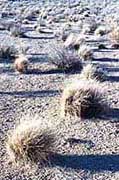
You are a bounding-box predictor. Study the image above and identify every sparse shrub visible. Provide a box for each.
[82,24,91,34]
[95,26,108,36]
[78,45,93,61]
[61,79,108,119]
[109,26,119,48]
[64,33,85,50]
[9,25,25,38]
[0,44,18,61]
[6,119,56,166]
[82,22,97,34]
[80,64,107,82]
[61,31,69,42]
[48,43,82,73]
[23,9,39,20]
[35,25,41,32]
[22,19,30,24]
[14,54,29,73]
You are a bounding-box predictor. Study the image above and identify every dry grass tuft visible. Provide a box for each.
[35,25,41,32]
[14,54,29,73]
[80,64,107,82]
[82,22,97,34]
[9,25,25,38]
[48,43,82,73]
[94,26,108,36]
[78,45,93,61]
[0,44,18,61]
[64,33,85,50]
[6,119,57,166]
[61,80,108,119]
[109,26,119,46]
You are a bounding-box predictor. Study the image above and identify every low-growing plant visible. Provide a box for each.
[82,21,97,34]
[78,45,93,61]
[64,33,86,50]
[14,54,29,73]
[80,64,107,82]
[48,43,82,73]
[109,26,119,48]
[0,44,18,61]
[61,79,108,119]
[6,119,57,166]
[9,25,26,38]
[95,26,108,36]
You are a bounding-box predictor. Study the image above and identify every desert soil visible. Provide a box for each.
[0,0,119,180]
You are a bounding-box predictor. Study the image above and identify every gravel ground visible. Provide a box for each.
[0,0,119,180]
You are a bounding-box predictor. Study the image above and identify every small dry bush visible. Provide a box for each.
[109,25,119,46]
[82,22,97,34]
[6,118,57,166]
[61,80,108,119]
[64,33,85,50]
[0,44,18,61]
[9,25,25,38]
[14,54,29,73]
[80,64,107,82]
[35,25,41,32]
[95,26,108,36]
[48,43,82,73]
[78,45,93,61]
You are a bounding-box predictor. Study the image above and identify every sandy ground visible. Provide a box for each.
[0,0,119,180]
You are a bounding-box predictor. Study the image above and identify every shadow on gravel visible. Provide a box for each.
[51,154,119,172]
[93,58,119,62]
[0,90,59,98]
[107,108,119,122]
[29,55,48,63]
[0,67,14,73]
[28,68,82,75]
[108,76,119,82]
[93,48,110,53]
[27,68,63,75]
[64,138,95,148]
[23,35,54,39]
[105,67,119,72]
[86,39,107,43]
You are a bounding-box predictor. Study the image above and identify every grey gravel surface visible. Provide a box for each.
[0,0,119,180]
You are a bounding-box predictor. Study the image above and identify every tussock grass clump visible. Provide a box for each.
[80,64,107,82]
[0,44,18,61]
[82,25,91,34]
[82,22,97,34]
[64,33,85,50]
[6,119,56,166]
[48,43,82,73]
[9,25,25,38]
[109,26,119,48]
[14,54,29,73]
[35,25,41,32]
[78,45,93,61]
[61,80,108,119]
[94,26,108,36]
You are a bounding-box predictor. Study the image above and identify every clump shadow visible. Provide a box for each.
[0,90,59,98]
[106,108,119,122]
[50,154,119,172]
[27,68,63,75]
[93,58,119,63]
[108,76,119,82]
